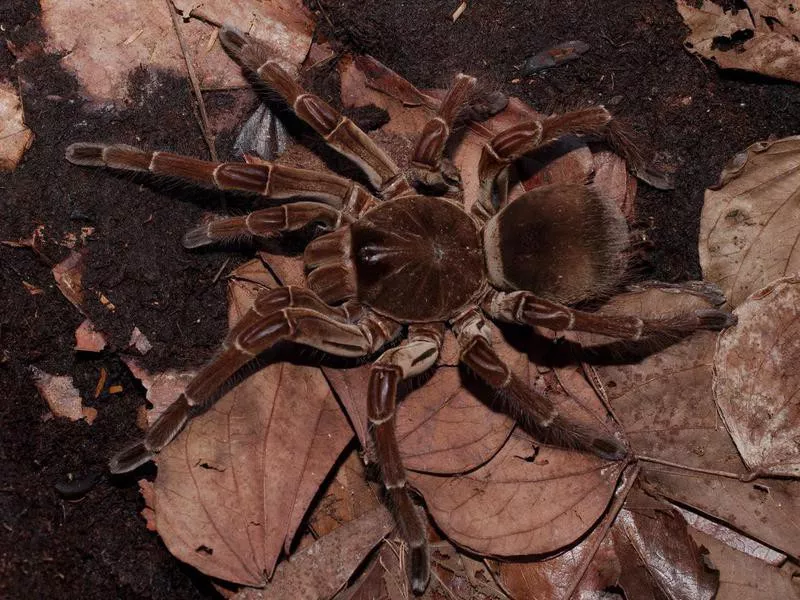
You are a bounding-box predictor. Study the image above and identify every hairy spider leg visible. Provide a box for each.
[473,106,640,222]
[218,26,414,200]
[482,289,737,339]
[367,323,444,594]
[409,73,477,195]
[109,287,400,473]
[453,309,626,460]
[65,143,378,209]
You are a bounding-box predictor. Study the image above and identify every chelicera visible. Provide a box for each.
[66,27,735,594]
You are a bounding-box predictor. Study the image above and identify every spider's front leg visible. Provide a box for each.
[110,288,399,473]
[453,309,626,460]
[368,323,444,594]
[482,289,736,339]
[219,27,413,199]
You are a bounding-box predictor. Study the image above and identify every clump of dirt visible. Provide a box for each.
[2,0,799,598]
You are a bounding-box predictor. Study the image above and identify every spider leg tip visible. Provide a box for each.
[65,142,104,166]
[109,440,154,474]
[182,226,215,249]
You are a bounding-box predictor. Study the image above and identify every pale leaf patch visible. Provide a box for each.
[0,80,34,171]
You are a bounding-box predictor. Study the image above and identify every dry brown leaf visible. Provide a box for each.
[233,507,393,600]
[52,250,85,313]
[614,488,718,600]
[677,0,800,84]
[714,276,800,477]
[74,319,107,352]
[676,505,786,566]
[29,366,96,423]
[689,529,800,600]
[410,430,624,557]
[699,136,800,308]
[0,80,34,171]
[574,285,800,558]
[122,357,197,425]
[41,0,313,102]
[308,447,381,538]
[146,261,352,585]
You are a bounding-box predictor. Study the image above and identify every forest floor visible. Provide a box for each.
[2,0,799,598]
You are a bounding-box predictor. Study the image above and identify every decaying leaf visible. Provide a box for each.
[233,507,393,600]
[29,366,97,423]
[714,276,800,477]
[122,357,197,425]
[690,529,800,600]
[41,0,313,102]
[677,0,800,84]
[0,80,34,171]
[52,250,85,312]
[699,135,800,308]
[146,261,353,585]
[74,319,107,352]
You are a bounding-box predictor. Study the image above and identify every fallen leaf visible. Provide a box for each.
[574,285,800,558]
[41,0,313,102]
[232,507,393,600]
[147,260,353,585]
[122,357,197,425]
[52,250,85,313]
[74,319,107,352]
[689,529,800,600]
[614,488,718,600]
[699,135,800,308]
[29,366,96,423]
[714,275,800,477]
[0,80,34,171]
[128,326,153,355]
[677,0,800,84]
[521,40,591,75]
[410,430,624,557]
[675,505,786,566]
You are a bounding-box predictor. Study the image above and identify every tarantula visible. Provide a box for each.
[66,27,734,594]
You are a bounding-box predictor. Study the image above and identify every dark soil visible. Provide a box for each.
[1,0,799,598]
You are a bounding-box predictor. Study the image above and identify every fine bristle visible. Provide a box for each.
[65,143,106,166]
[696,308,738,330]
[109,440,153,473]
[182,225,215,249]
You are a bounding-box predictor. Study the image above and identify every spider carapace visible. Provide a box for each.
[66,26,735,594]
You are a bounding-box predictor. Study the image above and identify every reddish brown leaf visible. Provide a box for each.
[689,529,800,600]
[410,430,624,556]
[0,80,34,171]
[576,285,800,558]
[29,366,96,423]
[233,507,393,600]
[74,319,107,352]
[714,275,800,477]
[699,136,800,308]
[148,261,352,585]
[52,250,85,312]
[614,489,718,600]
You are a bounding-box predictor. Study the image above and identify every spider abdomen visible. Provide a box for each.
[350,196,485,322]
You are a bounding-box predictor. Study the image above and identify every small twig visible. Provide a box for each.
[211,257,231,284]
[187,7,222,29]
[166,0,218,161]
[599,30,634,49]
[562,462,640,600]
[637,455,762,482]
[313,0,334,30]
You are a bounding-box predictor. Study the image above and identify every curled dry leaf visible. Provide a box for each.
[677,0,800,84]
[689,529,800,600]
[29,366,96,423]
[700,135,800,308]
[41,0,313,102]
[0,80,34,171]
[233,507,394,600]
[146,261,352,585]
[714,276,800,477]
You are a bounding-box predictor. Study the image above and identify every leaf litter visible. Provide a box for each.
[40,0,800,596]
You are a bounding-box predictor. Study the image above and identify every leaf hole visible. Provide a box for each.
[711,29,754,52]
[195,545,214,555]
[752,483,770,495]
